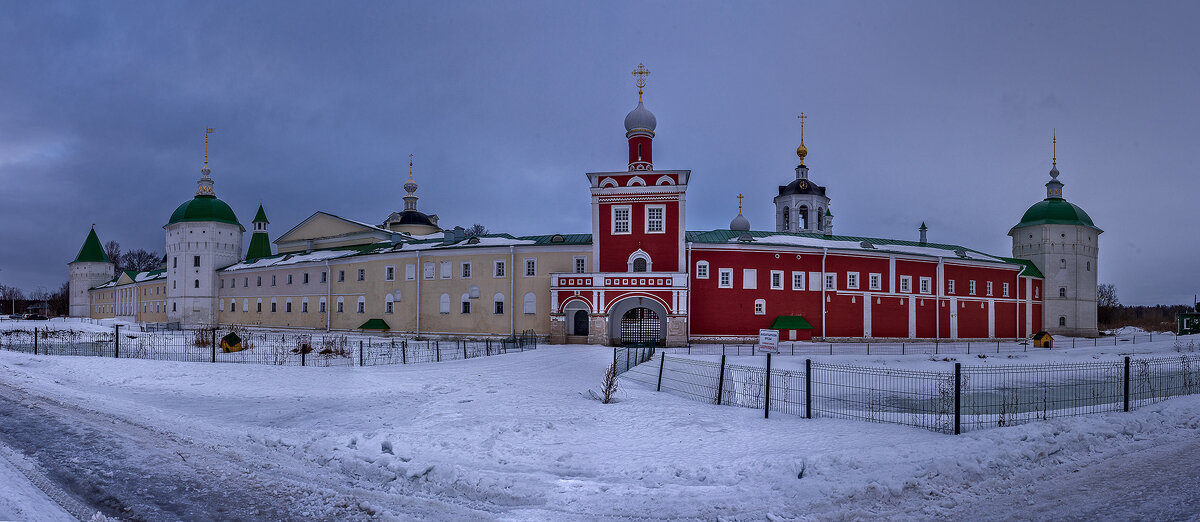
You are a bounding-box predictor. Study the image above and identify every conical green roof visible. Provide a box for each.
[71,227,111,264]
[246,231,272,260]
[252,204,269,224]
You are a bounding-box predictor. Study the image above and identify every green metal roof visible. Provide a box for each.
[770,315,814,329]
[358,318,391,330]
[246,232,273,260]
[517,233,593,245]
[71,227,111,264]
[252,204,269,224]
[1000,257,1045,279]
[1012,198,1099,231]
[167,195,243,227]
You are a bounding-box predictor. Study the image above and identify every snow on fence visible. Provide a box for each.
[0,327,539,367]
[622,352,1200,434]
[658,333,1180,358]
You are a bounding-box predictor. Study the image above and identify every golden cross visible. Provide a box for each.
[1052,129,1057,166]
[204,128,214,165]
[632,63,651,102]
[737,193,744,214]
[409,153,414,179]
[797,113,807,143]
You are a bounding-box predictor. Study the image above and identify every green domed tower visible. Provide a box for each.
[1009,135,1102,337]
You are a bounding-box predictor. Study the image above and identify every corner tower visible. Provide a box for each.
[774,113,833,234]
[1009,134,1101,337]
[68,226,115,317]
[164,129,244,326]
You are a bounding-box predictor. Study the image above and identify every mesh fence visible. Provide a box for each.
[659,333,1184,357]
[618,351,1200,434]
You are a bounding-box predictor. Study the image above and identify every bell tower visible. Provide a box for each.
[774,113,832,234]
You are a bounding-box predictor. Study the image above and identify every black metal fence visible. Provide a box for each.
[622,351,1200,434]
[614,344,656,375]
[662,333,1184,357]
[0,327,539,368]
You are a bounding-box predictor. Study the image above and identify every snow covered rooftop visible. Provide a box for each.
[687,229,1015,265]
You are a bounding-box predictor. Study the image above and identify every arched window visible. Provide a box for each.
[633,258,647,272]
[439,293,450,314]
[357,296,366,313]
[523,292,536,314]
[384,294,394,314]
[318,297,326,313]
[816,208,824,230]
[798,205,809,229]
[1059,316,1066,326]
[754,299,766,315]
[461,293,471,314]
[1087,261,1091,271]
[336,296,344,313]
[627,250,651,272]
[494,293,505,315]
[782,206,790,230]
[1059,287,1066,298]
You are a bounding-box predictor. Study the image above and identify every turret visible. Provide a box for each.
[774,113,833,233]
[246,204,272,260]
[68,226,116,317]
[625,63,656,171]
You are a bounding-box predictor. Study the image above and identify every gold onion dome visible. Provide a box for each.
[796,143,808,162]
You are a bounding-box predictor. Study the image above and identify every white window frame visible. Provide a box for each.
[461,262,472,279]
[1003,282,1010,297]
[644,204,665,233]
[742,269,757,290]
[357,269,365,282]
[523,292,536,314]
[900,276,912,293]
[969,280,977,295]
[460,294,471,314]
[494,260,506,278]
[524,258,537,277]
[696,261,709,279]
[792,271,805,291]
[385,265,395,281]
[573,257,587,274]
[493,293,505,315]
[440,261,452,279]
[919,277,931,294]
[948,279,955,294]
[718,268,733,289]
[825,274,836,290]
[439,293,450,314]
[846,272,859,290]
[357,297,365,313]
[754,299,766,315]
[986,281,993,296]
[868,273,881,291]
[611,205,632,235]
[405,264,415,281]
[423,262,434,280]
[770,270,784,290]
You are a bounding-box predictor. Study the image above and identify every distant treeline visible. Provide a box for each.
[1100,304,1195,332]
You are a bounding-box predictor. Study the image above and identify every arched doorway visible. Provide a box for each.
[573,310,589,336]
[620,308,661,345]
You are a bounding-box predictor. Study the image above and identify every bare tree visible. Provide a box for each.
[123,249,164,272]
[0,284,23,315]
[464,223,489,237]
[104,240,122,270]
[1098,283,1120,326]
[49,281,69,316]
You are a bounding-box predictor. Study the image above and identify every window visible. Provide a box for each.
[194,279,199,288]
[969,280,976,295]
[742,269,757,289]
[302,300,309,313]
[173,257,177,268]
[357,298,365,313]
[319,300,326,313]
[385,266,395,281]
[271,301,277,313]
[338,270,345,282]
[1060,258,1066,268]
[986,281,993,296]
[230,301,236,312]
[1087,261,1091,272]
[1003,282,1009,297]
[173,303,176,311]
[244,277,248,287]
[494,260,506,278]
[770,270,784,290]
[385,301,393,314]
[696,261,709,279]
[718,269,733,288]
[645,205,665,233]
[438,294,450,314]
[754,299,766,315]
[825,274,835,290]
[574,257,586,274]
[193,256,200,267]
[358,269,365,282]
[285,301,292,313]
[782,206,790,230]
[303,273,309,284]
[524,258,537,277]
[256,301,262,313]
[220,279,225,289]
[461,295,471,314]
[523,292,536,314]
[792,271,805,290]
[948,280,955,294]
[493,293,505,314]
[1035,288,1039,299]
[869,273,881,291]
[1059,316,1066,326]
[287,274,293,285]
[1059,287,1066,297]
[462,262,472,278]
[337,298,344,313]
[612,206,631,234]
[320,271,327,283]
[440,262,452,279]
[846,272,859,290]
[242,299,248,312]
[405,265,415,281]
[900,276,912,293]
[920,277,931,294]
[633,258,647,272]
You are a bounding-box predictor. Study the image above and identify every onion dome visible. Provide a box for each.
[168,131,243,228]
[1014,199,1098,229]
[729,193,750,231]
[624,101,657,134]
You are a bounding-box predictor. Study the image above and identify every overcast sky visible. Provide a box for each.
[2,1,1197,305]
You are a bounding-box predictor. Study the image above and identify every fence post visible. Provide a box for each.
[830,343,833,355]
[722,344,725,356]
[211,328,218,362]
[402,340,407,364]
[301,346,306,367]
[114,324,121,358]
[360,340,364,367]
[902,342,905,355]
[436,341,440,362]
[866,342,870,355]
[953,362,961,435]
[463,341,468,360]
[612,347,617,369]
[657,352,665,391]
[967,342,970,354]
[715,354,727,405]
[1124,356,1131,412]
[33,328,38,355]
[764,353,772,419]
[805,359,812,419]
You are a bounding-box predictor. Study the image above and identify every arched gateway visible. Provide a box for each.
[607,297,668,346]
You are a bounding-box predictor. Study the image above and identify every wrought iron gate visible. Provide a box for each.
[620,307,661,345]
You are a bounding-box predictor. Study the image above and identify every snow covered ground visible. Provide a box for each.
[2,339,1200,520]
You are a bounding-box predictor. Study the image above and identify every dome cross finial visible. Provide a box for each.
[409,153,414,180]
[737,193,744,215]
[196,128,216,197]
[632,63,651,103]
[1052,129,1057,167]
[204,128,214,166]
[795,113,809,164]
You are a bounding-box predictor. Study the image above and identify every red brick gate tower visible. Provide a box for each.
[550,64,690,346]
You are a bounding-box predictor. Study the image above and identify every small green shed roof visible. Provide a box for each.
[71,227,111,264]
[770,315,814,330]
[358,318,391,330]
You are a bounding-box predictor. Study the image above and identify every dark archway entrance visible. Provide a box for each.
[620,307,662,345]
[572,310,589,336]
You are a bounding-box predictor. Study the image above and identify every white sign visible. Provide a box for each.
[758,329,779,353]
